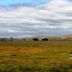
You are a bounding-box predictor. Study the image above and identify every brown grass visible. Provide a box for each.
[0,41,72,64]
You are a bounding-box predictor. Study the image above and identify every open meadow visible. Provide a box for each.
[0,39,72,72]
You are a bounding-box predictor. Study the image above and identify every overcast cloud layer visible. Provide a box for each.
[0,0,72,38]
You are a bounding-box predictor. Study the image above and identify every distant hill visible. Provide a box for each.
[62,34,72,39]
[0,34,72,41]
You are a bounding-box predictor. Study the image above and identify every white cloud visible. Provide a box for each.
[0,0,72,37]
[8,29,16,33]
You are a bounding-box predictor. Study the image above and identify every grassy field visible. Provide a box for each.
[0,40,72,72]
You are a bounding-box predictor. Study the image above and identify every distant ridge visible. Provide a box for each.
[62,34,72,39]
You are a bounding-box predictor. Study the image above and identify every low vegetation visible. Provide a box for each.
[0,38,72,72]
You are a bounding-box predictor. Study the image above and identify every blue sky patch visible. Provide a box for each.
[0,0,50,6]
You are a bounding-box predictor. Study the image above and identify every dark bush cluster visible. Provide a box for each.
[0,38,14,41]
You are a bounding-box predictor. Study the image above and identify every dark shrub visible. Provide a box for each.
[42,38,48,41]
[33,38,39,41]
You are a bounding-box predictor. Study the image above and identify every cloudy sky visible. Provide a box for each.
[0,0,72,38]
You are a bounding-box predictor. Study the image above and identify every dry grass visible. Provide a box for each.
[0,40,72,64]
[0,40,72,72]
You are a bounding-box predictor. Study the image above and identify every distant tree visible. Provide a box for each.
[42,38,48,41]
[33,38,39,41]
[0,38,7,41]
[10,37,14,41]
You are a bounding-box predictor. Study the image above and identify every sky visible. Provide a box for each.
[0,0,72,38]
[0,0,49,6]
